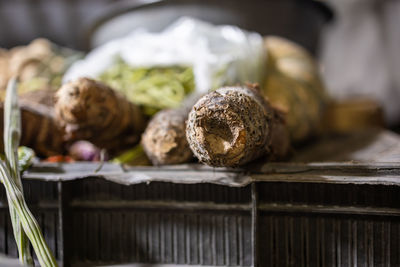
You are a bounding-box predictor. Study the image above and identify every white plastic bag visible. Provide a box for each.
[63,17,265,93]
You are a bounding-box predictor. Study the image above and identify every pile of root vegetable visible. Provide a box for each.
[0,36,328,167]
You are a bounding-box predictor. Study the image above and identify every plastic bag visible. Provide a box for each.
[63,17,265,93]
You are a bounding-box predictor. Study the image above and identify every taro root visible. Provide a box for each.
[0,38,76,97]
[142,108,192,165]
[262,36,328,142]
[0,101,65,157]
[0,49,9,92]
[0,89,64,157]
[141,94,201,165]
[7,39,54,82]
[55,77,147,154]
[19,88,56,107]
[186,85,289,167]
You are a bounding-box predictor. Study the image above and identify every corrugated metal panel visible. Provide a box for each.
[0,172,400,266]
[258,215,400,267]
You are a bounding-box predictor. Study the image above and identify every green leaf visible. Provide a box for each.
[4,78,33,265]
[18,147,35,173]
[1,78,57,266]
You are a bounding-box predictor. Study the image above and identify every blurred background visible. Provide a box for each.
[0,0,399,127]
[0,2,399,265]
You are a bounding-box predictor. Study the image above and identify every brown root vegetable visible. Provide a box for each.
[141,93,201,165]
[8,38,54,81]
[186,85,289,167]
[142,108,192,165]
[19,89,56,107]
[0,49,10,92]
[262,36,328,142]
[322,98,384,134]
[55,77,147,154]
[0,101,65,157]
[0,39,81,102]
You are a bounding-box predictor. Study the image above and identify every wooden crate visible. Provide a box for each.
[0,130,399,266]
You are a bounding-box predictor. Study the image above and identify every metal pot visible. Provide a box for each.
[86,0,333,54]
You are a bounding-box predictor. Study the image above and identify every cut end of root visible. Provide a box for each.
[201,117,243,156]
[186,85,282,167]
[191,112,246,166]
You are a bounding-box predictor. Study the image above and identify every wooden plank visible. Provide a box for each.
[20,130,400,186]
[23,165,400,187]
[291,130,400,163]
[258,203,400,217]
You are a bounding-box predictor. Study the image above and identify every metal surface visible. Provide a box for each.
[63,179,253,266]
[87,0,332,53]
[0,0,332,51]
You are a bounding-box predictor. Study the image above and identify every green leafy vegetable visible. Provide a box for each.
[0,147,36,173]
[18,147,35,172]
[99,59,195,115]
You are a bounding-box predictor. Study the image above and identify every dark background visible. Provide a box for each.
[1,0,399,127]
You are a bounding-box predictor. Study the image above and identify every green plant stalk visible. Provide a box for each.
[112,144,145,164]
[1,78,58,267]
[0,162,57,267]
[4,78,33,265]
[5,193,32,265]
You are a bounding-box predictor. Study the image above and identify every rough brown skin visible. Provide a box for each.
[262,36,328,142]
[186,85,289,167]
[55,77,147,154]
[19,89,56,107]
[141,93,201,165]
[142,108,193,165]
[0,101,65,157]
